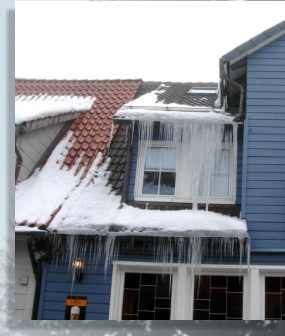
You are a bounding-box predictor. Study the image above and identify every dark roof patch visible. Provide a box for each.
[133,81,218,107]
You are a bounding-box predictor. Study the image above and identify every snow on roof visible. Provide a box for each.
[15,226,46,233]
[114,107,234,123]
[15,132,88,226]
[15,94,95,125]
[115,83,232,123]
[48,157,247,239]
[16,135,247,238]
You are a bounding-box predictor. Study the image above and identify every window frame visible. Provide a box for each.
[134,123,238,204]
[109,261,249,320]
[259,268,285,320]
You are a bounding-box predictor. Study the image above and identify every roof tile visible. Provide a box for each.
[16,79,142,172]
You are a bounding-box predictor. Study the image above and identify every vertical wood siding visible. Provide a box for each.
[244,35,285,251]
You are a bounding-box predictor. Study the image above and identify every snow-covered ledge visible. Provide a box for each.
[15,94,95,125]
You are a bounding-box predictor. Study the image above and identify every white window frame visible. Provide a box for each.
[134,124,238,204]
[109,261,249,320]
[259,267,285,320]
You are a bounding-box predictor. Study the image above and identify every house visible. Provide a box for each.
[15,20,285,320]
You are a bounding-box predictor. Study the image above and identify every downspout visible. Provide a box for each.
[27,234,48,320]
[223,61,245,121]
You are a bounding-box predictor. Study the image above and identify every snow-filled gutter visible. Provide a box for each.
[114,106,235,124]
[51,226,249,239]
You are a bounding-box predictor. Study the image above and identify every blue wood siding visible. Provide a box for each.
[38,262,112,320]
[127,128,138,201]
[236,126,243,205]
[243,35,285,252]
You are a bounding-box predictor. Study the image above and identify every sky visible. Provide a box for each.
[16,1,285,82]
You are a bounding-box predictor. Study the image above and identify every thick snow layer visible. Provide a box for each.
[15,94,95,125]
[15,226,45,233]
[114,107,234,123]
[49,158,247,238]
[15,132,85,226]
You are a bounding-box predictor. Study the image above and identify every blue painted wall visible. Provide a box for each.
[243,35,285,252]
[38,262,112,320]
[127,126,138,202]
[127,125,243,204]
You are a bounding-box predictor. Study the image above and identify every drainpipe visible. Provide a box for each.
[223,61,245,122]
[27,233,48,320]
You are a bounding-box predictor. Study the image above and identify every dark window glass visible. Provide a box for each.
[155,309,171,320]
[193,275,243,320]
[125,273,140,289]
[141,273,157,286]
[122,273,172,320]
[143,171,159,194]
[266,277,281,292]
[122,290,139,315]
[265,277,285,320]
[193,310,209,320]
[160,172,176,195]
[139,287,155,311]
[227,293,243,319]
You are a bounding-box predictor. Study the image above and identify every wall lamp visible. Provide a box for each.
[72,259,85,282]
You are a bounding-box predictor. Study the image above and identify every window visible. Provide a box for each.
[109,262,247,320]
[135,123,237,203]
[122,273,172,320]
[193,275,243,320]
[265,277,285,320]
[143,147,176,196]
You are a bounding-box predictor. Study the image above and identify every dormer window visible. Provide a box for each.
[135,121,237,205]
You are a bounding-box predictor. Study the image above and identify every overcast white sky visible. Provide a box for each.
[16,1,285,82]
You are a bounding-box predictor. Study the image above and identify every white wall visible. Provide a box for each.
[15,236,36,320]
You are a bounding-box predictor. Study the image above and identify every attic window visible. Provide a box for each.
[189,87,217,94]
[135,122,238,205]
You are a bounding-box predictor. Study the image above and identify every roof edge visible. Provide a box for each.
[221,20,285,66]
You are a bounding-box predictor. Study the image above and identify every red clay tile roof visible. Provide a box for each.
[16,79,142,171]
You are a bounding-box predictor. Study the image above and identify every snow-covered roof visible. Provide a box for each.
[114,107,234,123]
[15,94,95,125]
[16,138,247,239]
[15,79,247,240]
[115,82,232,123]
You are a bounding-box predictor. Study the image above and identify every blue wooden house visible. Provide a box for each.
[15,21,285,320]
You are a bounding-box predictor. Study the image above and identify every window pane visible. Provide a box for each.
[211,149,230,197]
[145,147,176,171]
[160,148,176,171]
[265,277,285,320]
[193,275,243,320]
[143,171,159,194]
[160,172,176,195]
[145,147,162,170]
[122,273,172,320]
